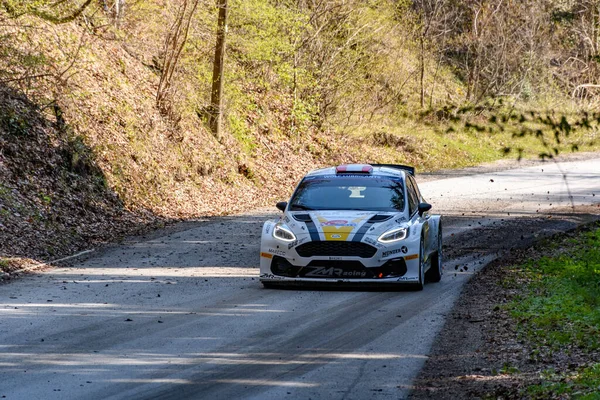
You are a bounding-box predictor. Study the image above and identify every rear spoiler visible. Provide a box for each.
[370,164,415,176]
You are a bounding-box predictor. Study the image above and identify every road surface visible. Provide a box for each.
[1,157,599,399]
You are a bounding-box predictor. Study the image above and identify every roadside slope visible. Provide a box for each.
[409,213,600,399]
[0,86,159,271]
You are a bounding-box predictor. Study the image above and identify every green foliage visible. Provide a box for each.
[2,0,94,24]
[39,193,52,204]
[0,106,31,136]
[2,0,48,14]
[526,364,600,399]
[2,0,600,225]
[499,363,520,375]
[0,257,10,274]
[229,0,304,64]
[423,100,599,160]
[506,227,600,397]
[509,228,600,350]
[228,112,256,154]
[60,133,102,179]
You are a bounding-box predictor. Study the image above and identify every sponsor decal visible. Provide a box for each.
[317,215,369,241]
[284,216,291,223]
[287,240,298,250]
[395,216,407,223]
[320,220,355,227]
[401,246,408,254]
[384,221,399,230]
[396,276,418,281]
[405,254,419,260]
[364,237,377,245]
[328,256,342,260]
[260,252,273,259]
[264,223,273,235]
[268,248,286,257]
[364,236,385,248]
[382,248,403,258]
[305,267,367,278]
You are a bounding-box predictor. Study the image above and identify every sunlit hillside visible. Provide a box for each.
[1,0,599,262]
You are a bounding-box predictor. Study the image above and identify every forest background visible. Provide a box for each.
[1,0,600,262]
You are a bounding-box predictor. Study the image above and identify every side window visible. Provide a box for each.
[406,177,419,216]
[408,174,424,203]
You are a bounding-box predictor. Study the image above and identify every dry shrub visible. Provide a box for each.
[372,131,416,153]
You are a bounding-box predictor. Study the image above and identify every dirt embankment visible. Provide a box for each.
[0,86,161,274]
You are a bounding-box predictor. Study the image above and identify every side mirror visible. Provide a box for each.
[418,202,432,217]
[276,201,287,212]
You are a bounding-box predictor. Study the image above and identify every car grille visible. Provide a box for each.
[270,256,407,279]
[306,260,366,269]
[295,241,377,258]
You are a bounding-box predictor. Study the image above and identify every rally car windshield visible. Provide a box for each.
[289,176,405,211]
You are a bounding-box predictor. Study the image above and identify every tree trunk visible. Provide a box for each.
[209,0,228,139]
[115,0,125,28]
[420,35,425,108]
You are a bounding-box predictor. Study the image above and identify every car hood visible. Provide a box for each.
[286,210,408,242]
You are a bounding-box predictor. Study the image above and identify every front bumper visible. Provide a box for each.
[259,232,421,285]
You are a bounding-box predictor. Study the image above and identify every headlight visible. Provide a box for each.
[378,227,408,243]
[273,224,296,242]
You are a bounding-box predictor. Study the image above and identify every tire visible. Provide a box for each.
[262,282,277,289]
[415,236,425,291]
[426,226,443,283]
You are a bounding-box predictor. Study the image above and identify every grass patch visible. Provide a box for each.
[526,364,600,399]
[506,226,600,398]
[0,258,9,273]
[346,112,600,173]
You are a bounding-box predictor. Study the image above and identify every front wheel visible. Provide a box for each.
[262,282,277,289]
[426,225,443,283]
[414,236,425,291]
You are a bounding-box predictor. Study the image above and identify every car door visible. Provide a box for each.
[407,174,433,258]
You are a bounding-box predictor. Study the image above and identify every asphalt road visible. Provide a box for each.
[1,157,599,400]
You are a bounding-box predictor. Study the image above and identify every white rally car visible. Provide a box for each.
[259,164,442,290]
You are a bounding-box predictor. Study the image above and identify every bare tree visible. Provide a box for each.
[555,0,600,99]
[100,0,126,27]
[439,0,550,103]
[156,0,199,119]
[292,0,389,126]
[412,0,458,108]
